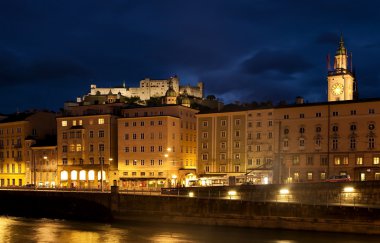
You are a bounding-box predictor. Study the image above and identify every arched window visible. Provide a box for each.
[98,170,106,181]
[88,170,95,181]
[60,171,68,181]
[71,170,78,180]
[79,170,86,181]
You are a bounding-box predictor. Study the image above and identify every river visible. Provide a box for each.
[0,216,379,242]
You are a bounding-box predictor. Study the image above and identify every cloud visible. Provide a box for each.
[0,48,91,87]
[241,49,313,75]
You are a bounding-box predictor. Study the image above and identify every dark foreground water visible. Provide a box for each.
[0,216,380,243]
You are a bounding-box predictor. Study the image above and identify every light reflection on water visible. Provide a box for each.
[0,216,379,243]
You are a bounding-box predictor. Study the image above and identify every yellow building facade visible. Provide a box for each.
[118,105,198,189]
[56,114,118,189]
[0,112,56,187]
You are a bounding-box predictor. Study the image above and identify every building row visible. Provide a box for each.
[1,36,379,189]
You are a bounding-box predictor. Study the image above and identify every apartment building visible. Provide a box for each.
[118,105,198,189]
[0,111,56,186]
[56,114,118,189]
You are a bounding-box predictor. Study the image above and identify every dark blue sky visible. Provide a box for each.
[1,0,380,113]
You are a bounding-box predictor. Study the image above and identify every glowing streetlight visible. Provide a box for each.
[279,188,289,195]
[343,186,354,193]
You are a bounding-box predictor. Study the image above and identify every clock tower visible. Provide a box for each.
[327,35,357,102]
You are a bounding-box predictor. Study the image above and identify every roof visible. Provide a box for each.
[0,112,34,123]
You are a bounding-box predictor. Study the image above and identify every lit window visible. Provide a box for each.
[88,170,95,181]
[71,170,78,180]
[79,170,86,181]
[98,118,105,124]
[356,157,363,165]
[373,156,380,165]
[60,171,68,181]
[307,172,313,180]
[61,121,67,127]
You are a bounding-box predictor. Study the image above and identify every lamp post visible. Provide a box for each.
[100,157,104,192]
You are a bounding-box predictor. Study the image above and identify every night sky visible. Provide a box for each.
[1,0,380,113]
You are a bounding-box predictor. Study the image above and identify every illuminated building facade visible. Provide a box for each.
[117,105,198,189]
[30,144,57,187]
[78,76,204,105]
[0,111,56,187]
[197,110,249,185]
[56,114,118,189]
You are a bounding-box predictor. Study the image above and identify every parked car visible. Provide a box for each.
[326,175,351,182]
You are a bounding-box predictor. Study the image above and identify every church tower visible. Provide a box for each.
[164,80,177,105]
[327,35,357,102]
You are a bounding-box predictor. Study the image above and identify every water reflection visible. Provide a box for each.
[0,216,379,243]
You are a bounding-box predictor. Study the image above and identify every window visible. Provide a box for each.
[98,118,104,124]
[284,128,289,135]
[141,160,145,166]
[284,115,289,119]
[292,156,299,165]
[124,122,129,127]
[62,145,67,153]
[140,133,145,139]
[350,137,356,149]
[307,156,313,165]
[150,146,154,152]
[351,110,356,115]
[150,121,154,126]
[316,126,321,133]
[316,112,321,117]
[320,156,328,166]
[234,153,240,160]
[256,158,261,166]
[332,111,339,116]
[332,125,338,132]
[369,109,375,114]
[268,132,273,139]
[256,133,261,139]
[141,121,145,126]
[202,143,208,149]
[140,146,145,152]
[202,132,208,139]
[133,160,137,166]
[299,138,305,147]
[299,127,305,133]
[268,120,273,126]
[220,153,226,160]
[98,130,105,138]
[369,123,375,130]
[235,119,241,126]
[300,113,305,118]
[89,131,94,138]
[99,144,104,151]
[124,134,129,140]
[356,157,363,165]
[334,157,341,165]
[62,158,68,165]
[61,121,67,127]
[90,158,94,164]
[158,121,163,125]
[150,160,154,166]
[332,139,338,150]
[133,146,137,152]
[234,165,240,173]
[350,124,357,131]
[203,121,208,127]
[220,142,226,149]
[307,172,313,180]
[132,133,137,140]
[205,165,210,173]
[320,172,326,180]
[283,139,289,148]
[62,132,67,139]
[235,130,240,137]
[369,137,375,149]
[373,156,380,165]
[343,156,349,165]
[158,160,163,165]
[256,122,261,127]
[202,154,208,161]
[220,165,226,173]
[256,145,261,152]
[221,120,226,126]
[221,131,226,138]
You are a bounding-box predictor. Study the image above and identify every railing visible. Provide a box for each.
[160,186,380,208]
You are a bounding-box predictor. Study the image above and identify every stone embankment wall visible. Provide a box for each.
[1,181,380,234]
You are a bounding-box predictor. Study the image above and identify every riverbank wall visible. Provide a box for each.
[1,182,380,234]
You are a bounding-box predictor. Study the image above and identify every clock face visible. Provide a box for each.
[332,83,344,95]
